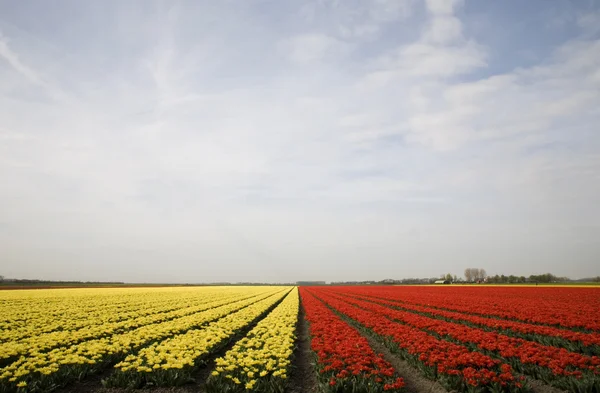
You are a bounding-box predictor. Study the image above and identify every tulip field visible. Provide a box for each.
[1,286,599,393]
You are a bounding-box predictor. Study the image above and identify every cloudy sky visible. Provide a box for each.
[1,0,599,283]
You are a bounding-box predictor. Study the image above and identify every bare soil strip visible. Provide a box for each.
[287,299,319,393]
[52,368,111,393]
[525,377,568,393]
[360,333,451,393]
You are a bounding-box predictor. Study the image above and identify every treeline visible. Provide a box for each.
[487,273,570,284]
[332,278,449,285]
[0,278,125,285]
[0,276,295,287]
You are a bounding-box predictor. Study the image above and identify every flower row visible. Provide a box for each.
[332,290,600,391]
[334,286,600,332]
[321,289,600,392]
[300,288,405,392]
[329,292,600,375]
[346,291,600,354]
[0,287,289,393]
[0,287,260,342]
[0,290,263,365]
[307,288,526,393]
[206,287,299,392]
[104,288,293,388]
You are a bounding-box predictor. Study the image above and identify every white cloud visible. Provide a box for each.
[392,41,486,77]
[577,11,600,35]
[280,33,352,64]
[0,33,45,86]
[401,38,599,150]
[425,0,463,15]
[424,15,463,44]
[0,1,599,281]
[366,0,486,81]
[300,0,415,41]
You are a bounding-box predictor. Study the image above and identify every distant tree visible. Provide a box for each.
[445,273,453,282]
[464,268,473,282]
[594,276,600,283]
[453,275,459,283]
[0,275,4,282]
[529,274,537,283]
[478,269,487,281]
[464,268,487,282]
[529,273,556,283]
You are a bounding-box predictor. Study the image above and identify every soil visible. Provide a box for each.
[52,368,111,393]
[525,377,568,393]
[359,331,451,393]
[287,300,319,393]
[357,330,569,393]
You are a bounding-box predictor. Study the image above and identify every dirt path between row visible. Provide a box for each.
[361,332,451,393]
[287,300,319,393]
[525,377,568,393]
[359,329,568,393]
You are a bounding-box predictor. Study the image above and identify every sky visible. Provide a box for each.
[1,0,599,283]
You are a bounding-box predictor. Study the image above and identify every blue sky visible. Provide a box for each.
[1,0,599,283]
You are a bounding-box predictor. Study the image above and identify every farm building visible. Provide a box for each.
[434,280,451,284]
